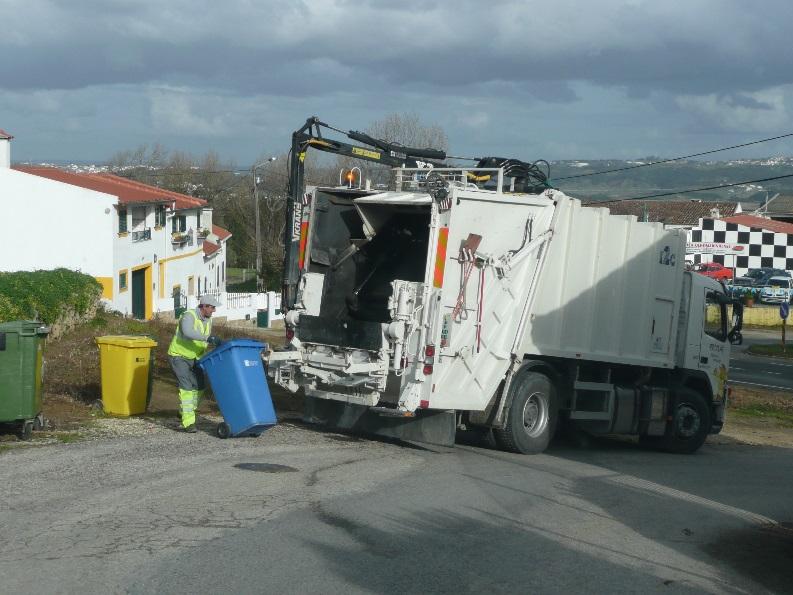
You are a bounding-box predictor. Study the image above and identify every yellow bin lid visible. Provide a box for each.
[95,335,158,348]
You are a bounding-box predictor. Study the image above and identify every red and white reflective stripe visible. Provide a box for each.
[297,222,309,270]
[476,267,484,353]
[433,227,449,288]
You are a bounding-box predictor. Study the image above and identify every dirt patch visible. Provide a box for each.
[707,385,793,448]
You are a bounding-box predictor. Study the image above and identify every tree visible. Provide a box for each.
[336,112,449,187]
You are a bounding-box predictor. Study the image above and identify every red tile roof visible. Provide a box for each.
[0,129,13,140]
[14,166,207,210]
[720,214,793,234]
[593,200,738,226]
[203,241,220,257]
[212,224,232,241]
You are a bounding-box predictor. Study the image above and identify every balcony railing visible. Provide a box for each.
[131,228,152,242]
[171,230,194,248]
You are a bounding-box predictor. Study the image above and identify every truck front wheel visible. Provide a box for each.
[660,389,711,454]
[494,370,557,454]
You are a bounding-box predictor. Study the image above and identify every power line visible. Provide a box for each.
[554,132,793,181]
[585,172,793,204]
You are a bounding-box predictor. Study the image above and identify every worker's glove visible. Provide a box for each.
[207,335,223,346]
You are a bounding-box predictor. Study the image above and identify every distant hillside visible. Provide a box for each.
[548,157,793,203]
[16,156,793,205]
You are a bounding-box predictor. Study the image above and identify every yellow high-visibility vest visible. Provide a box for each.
[167,309,212,359]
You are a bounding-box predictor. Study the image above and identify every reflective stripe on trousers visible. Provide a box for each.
[178,389,205,427]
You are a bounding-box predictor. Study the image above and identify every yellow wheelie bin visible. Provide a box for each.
[95,336,158,416]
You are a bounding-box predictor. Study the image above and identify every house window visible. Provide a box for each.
[118,208,128,233]
[131,207,147,231]
[155,205,166,228]
[171,214,187,233]
[222,263,225,282]
[119,271,128,291]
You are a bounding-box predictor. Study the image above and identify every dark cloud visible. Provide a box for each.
[2,0,793,162]
[2,0,792,96]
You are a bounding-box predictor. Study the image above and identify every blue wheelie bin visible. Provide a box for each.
[198,339,277,438]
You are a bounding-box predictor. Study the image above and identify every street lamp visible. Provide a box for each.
[253,156,278,292]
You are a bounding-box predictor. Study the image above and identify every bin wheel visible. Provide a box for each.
[216,423,231,439]
[19,421,34,441]
[33,414,46,431]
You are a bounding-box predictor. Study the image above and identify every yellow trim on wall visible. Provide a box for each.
[95,277,113,299]
[159,248,203,264]
[132,263,154,320]
[157,248,203,301]
[118,269,129,293]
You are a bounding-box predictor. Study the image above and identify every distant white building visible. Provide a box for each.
[0,131,231,319]
[687,214,793,276]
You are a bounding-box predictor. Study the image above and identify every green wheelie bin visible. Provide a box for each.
[0,320,49,440]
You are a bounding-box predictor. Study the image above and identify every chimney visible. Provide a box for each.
[0,129,12,168]
[710,207,720,219]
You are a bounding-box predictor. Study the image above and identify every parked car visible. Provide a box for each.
[733,267,791,287]
[693,262,733,281]
[759,276,793,304]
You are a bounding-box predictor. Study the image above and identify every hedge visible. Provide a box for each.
[0,269,102,325]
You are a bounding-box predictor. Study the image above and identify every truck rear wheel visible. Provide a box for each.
[494,369,557,454]
[660,389,711,454]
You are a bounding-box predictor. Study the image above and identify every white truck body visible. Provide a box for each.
[269,167,740,453]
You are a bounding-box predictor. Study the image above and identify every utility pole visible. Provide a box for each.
[252,156,277,292]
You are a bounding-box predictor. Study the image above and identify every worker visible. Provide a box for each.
[167,294,223,432]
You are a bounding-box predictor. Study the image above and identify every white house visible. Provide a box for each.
[0,131,231,320]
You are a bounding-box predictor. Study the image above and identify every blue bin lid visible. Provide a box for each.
[199,338,267,365]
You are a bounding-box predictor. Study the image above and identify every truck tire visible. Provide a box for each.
[494,369,557,454]
[659,389,711,454]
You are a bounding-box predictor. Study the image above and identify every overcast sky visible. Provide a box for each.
[3,0,793,165]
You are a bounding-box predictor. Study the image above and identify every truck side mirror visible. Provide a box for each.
[0,332,5,351]
[729,331,743,346]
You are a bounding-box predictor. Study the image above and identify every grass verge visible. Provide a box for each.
[746,343,793,359]
[728,384,793,427]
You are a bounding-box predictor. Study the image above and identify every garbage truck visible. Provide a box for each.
[266,117,744,454]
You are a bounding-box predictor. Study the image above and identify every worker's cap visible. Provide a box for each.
[198,294,221,307]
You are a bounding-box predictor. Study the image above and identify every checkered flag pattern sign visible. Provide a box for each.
[688,218,793,276]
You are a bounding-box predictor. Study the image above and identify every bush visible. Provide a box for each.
[0,269,102,325]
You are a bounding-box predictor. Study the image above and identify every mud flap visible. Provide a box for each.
[304,397,457,447]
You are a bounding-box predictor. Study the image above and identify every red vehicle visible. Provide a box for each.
[694,262,733,281]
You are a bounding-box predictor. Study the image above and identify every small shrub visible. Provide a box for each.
[0,269,102,325]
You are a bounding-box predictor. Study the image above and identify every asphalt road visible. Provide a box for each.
[1,421,791,594]
[729,329,793,392]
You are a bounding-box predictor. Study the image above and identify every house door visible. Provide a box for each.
[131,269,147,319]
